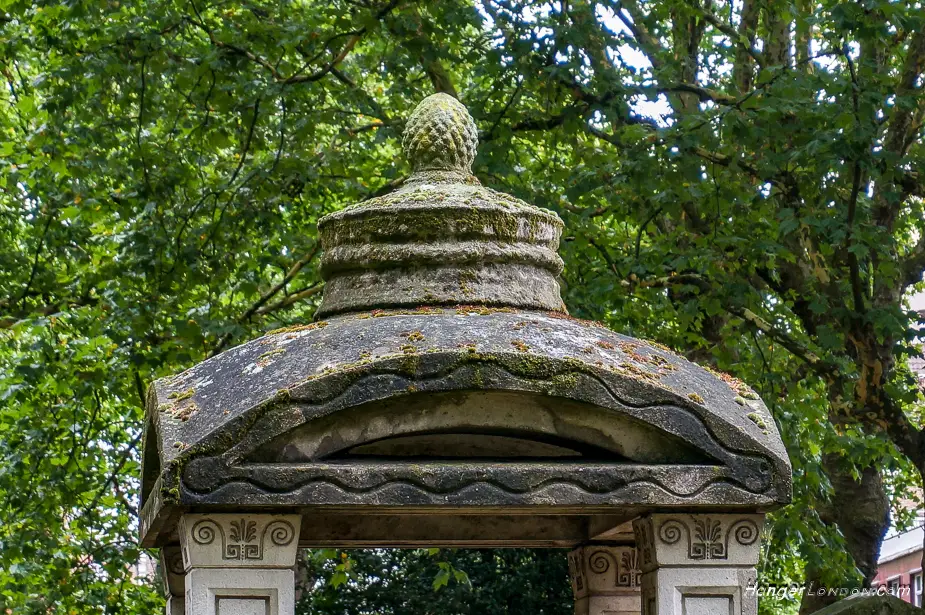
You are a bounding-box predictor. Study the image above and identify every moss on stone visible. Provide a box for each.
[703,364,752,397]
[167,400,198,422]
[403,330,425,342]
[617,361,661,383]
[546,371,581,393]
[327,200,556,245]
[747,412,768,430]
[544,311,607,328]
[168,388,194,402]
[368,307,444,318]
[688,393,705,404]
[618,341,641,353]
[455,305,516,315]
[267,321,328,336]
[258,348,286,360]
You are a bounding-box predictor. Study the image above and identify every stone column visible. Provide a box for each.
[160,546,185,615]
[568,545,641,615]
[633,514,763,615]
[178,514,302,615]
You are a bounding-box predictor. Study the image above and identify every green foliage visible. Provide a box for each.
[298,549,570,615]
[2,0,925,612]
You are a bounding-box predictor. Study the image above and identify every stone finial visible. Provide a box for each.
[402,93,478,173]
[315,92,565,316]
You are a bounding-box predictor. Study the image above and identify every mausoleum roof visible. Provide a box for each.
[138,94,791,548]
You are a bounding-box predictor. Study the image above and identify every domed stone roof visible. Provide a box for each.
[139,94,792,548]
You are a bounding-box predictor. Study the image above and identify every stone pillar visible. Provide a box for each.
[633,514,763,615]
[178,514,302,615]
[160,546,185,615]
[568,545,641,615]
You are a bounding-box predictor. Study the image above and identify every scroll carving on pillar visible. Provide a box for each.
[633,514,764,615]
[179,514,301,569]
[159,546,185,598]
[191,517,295,561]
[569,546,641,594]
[657,516,760,560]
[634,514,764,568]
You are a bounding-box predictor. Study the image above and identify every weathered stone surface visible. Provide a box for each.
[569,545,641,615]
[316,169,565,316]
[402,94,478,173]
[138,93,792,557]
[810,595,920,615]
[316,92,565,316]
[634,514,762,615]
[140,308,790,545]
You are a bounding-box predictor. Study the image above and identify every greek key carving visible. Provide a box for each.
[636,519,654,568]
[190,517,295,561]
[567,551,585,592]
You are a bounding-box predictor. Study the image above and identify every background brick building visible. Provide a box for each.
[874,523,924,605]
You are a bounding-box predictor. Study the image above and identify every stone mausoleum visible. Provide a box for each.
[139,93,792,615]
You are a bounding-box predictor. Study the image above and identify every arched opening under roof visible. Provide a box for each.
[244,390,716,465]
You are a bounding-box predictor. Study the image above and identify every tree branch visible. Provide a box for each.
[628,273,827,371]
[187,0,402,85]
[613,0,664,70]
[254,284,324,316]
[696,3,765,69]
[843,48,866,313]
[210,244,321,356]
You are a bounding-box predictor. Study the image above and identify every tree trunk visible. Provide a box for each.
[733,0,759,92]
[798,455,891,614]
[795,0,812,68]
[764,0,792,68]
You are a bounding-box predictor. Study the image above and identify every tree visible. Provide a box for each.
[298,548,571,615]
[2,1,924,613]
[489,2,925,610]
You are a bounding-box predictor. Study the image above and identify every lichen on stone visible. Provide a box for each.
[455,305,516,316]
[511,339,530,353]
[258,348,286,360]
[267,321,328,336]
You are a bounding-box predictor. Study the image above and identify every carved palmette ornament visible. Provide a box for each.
[618,548,640,587]
[191,517,294,561]
[569,546,641,596]
[179,514,301,569]
[635,514,764,568]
